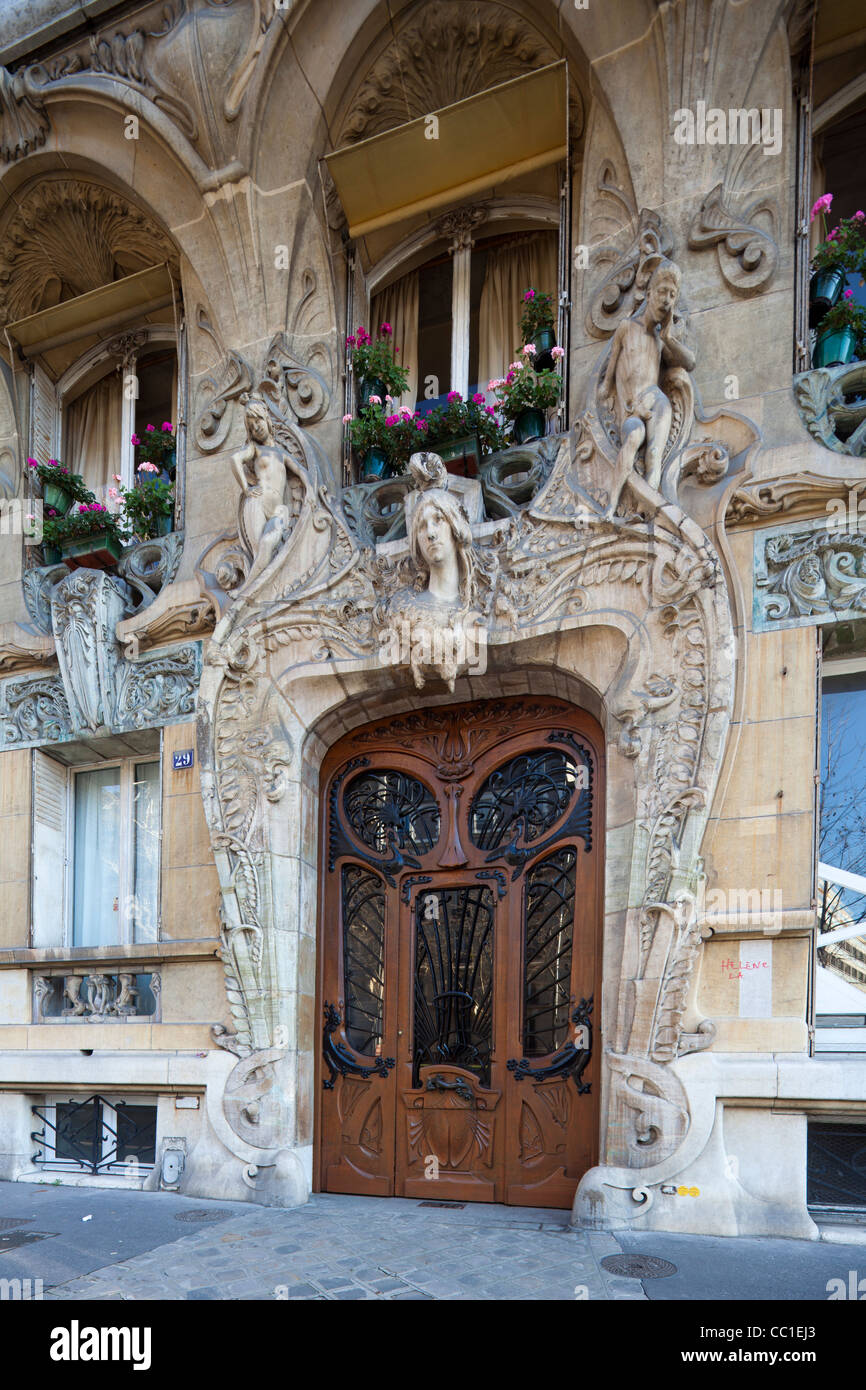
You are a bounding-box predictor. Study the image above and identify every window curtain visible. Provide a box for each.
[371,270,419,408]
[478,232,558,391]
[73,767,121,948]
[64,371,124,498]
[132,762,160,943]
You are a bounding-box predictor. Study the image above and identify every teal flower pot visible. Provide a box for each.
[436,432,481,478]
[42,544,62,565]
[42,480,73,515]
[810,268,846,328]
[813,325,858,368]
[512,408,546,444]
[361,447,389,480]
[155,513,173,537]
[531,326,557,372]
[59,531,123,571]
[357,377,387,409]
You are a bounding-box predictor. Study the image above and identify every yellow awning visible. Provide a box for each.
[326,61,567,239]
[6,264,176,357]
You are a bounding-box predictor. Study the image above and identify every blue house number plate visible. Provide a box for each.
[173,749,194,770]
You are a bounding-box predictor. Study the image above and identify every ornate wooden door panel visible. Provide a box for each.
[317,697,603,1210]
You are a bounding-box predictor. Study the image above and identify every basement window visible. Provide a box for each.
[31,1094,157,1176]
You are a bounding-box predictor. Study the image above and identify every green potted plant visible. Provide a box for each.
[43,501,128,571]
[346,323,409,408]
[810,197,866,328]
[492,349,563,443]
[27,458,94,515]
[812,289,866,368]
[132,421,176,476]
[521,288,557,370]
[421,392,506,477]
[119,463,175,540]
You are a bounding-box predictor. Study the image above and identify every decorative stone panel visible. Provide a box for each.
[754,520,866,631]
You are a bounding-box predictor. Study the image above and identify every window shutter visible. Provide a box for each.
[31,750,67,948]
[30,362,58,463]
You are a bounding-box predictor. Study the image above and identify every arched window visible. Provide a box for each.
[370,226,558,412]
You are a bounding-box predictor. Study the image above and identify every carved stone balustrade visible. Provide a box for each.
[340,437,560,546]
[33,972,160,1022]
[794,360,866,458]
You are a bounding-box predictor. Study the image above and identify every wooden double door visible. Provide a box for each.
[316,697,603,1209]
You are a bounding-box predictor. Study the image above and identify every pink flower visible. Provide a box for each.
[342,413,352,423]
[145,424,155,433]
[856,211,866,221]
[108,487,120,500]
[487,379,502,391]
[368,394,381,405]
[811,193,833,221]
[524,289,535,300]
[162,422,173,432]
[400,406,413,417]
[485,406,496,415]
[508,361,522,372]
[385,414,399,426]
[844,288,854,299]
[415,419,427,431]
[138,461,159,473]
[113,474,123,483]
[346,336,356,347]
[131,434,140,446]
[471,392,485,404]
[551,345,565,359]
[523,344,536,356]
[47,458,57,466]
[827,229,838,241]
[447,391,462,401]
[27,457,38,467]
[380,322,392,335]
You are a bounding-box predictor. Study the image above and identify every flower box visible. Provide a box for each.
[60,531,124,572]
[435,433,481,478]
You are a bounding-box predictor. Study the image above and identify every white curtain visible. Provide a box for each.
[371,271,419,408]
[132,762,160,943]
[65,372,124,498]
[73,767,121,948]
[478,232,558,390]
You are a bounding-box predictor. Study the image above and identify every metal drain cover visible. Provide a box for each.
[601,1253,677,1279]
[175,1209,233,1224]
[418,1201,465,1209]
[0,1231,56,1252]
[0,1218,32,1232]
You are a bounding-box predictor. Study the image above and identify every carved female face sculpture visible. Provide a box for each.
[409,491,471,604]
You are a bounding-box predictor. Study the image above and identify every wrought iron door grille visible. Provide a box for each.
[31,1095,157,1175]
[807,1121,866,1208]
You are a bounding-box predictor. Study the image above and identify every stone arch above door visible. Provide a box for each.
[195,427,736,1209]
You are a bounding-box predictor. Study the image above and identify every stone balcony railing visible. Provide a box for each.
[794,359,866,458]
[340,436,560,546]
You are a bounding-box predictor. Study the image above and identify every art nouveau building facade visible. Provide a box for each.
[0,0,864,1236]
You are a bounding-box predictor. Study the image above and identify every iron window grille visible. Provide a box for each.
[31,1094,157,1176]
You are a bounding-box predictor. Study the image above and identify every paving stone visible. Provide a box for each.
[186,1287,220,1300]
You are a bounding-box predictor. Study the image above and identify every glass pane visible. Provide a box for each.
[132,762,160,943]
[111,1104,157,1167]
[413,886,494,1086]
[522,848,576,1056]
[467,244,488,398]
[73,766,121,947]
[55,1099,99,1166]
[343,769,440,856]
[134,349,177,482]
[341,866,386,1055]
[818,674,866,1038]
[415,256,452,413]
[469,749,580,851]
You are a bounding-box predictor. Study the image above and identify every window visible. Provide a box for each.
[817,662,866,1051]
[31,1094,157,1176]
[370,228,558,411]
[31,751,161,950]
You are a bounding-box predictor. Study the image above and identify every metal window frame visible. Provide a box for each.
[32,1092,158,1176]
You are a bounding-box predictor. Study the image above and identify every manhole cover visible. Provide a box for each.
[418,1201,465,1210]
[0,1218,32,1232]
[174,1209,233,1224]
[600,1254,677,1279]
[0,1231,56,1252]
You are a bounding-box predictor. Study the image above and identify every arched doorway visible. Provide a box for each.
[316,695,604,1209]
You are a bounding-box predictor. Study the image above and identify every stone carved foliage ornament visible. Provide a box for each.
[0,66,49,162]
[586,205,675,340]
[755,523,866,628]
[687,183,779,295]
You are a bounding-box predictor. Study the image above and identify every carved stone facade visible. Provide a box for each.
[0,0,857,1239]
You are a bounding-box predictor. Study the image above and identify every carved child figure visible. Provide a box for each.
[600,258,695,516]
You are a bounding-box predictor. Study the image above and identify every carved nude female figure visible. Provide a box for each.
[232,396,308,588]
